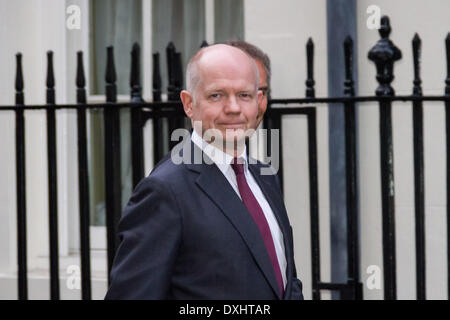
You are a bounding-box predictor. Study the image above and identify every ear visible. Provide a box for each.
[180,90,194,119]
[256,90,263,117]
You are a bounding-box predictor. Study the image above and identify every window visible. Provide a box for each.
[87,0,244,230]
[88,0,143,227]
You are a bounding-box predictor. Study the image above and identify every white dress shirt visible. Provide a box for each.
[191,130,287,287]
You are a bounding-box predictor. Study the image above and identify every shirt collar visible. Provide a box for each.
[191,129,248,174]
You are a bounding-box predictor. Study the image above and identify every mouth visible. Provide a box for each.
[219,123,246,129]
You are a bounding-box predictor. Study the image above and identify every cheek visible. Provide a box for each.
[200,104,221,123]
[245,102,259,120]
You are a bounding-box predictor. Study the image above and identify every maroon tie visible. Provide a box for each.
[231,159,284,296]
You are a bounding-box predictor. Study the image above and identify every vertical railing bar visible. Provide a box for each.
[168,51,184,150]
[307,108,321,300]
[412,33,426,300]
[444,32,450,300]
[174,51,185,130]
[343,36,362,299]
[166,42,177,156]
[46,51,60,300]
[168,48,183,151]
[166,42,176,101]
[305,39,320,299]
[76,51,92,300]
[15,52,28,300]
[152,52,164,165]
[379,96,397,300]
[368,16,401,300]
[104,46,122,284]
[130,43,145,188]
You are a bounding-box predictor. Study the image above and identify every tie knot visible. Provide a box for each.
[231,158,245,175]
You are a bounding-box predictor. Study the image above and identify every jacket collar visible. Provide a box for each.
[180,138,287,299]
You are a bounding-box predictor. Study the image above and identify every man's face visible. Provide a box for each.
[255,59,268,127]
[181,47,262,147]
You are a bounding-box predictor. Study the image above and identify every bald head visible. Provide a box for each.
[185,44,259,97]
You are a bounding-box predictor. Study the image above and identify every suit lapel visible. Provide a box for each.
[185,141,282,299]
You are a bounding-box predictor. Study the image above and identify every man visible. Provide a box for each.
[105,44,303,299]
[228,40,270,127]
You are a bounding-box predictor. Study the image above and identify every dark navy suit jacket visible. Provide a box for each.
[105,138,304,300]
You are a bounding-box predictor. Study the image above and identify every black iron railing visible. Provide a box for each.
[1,15,449,300]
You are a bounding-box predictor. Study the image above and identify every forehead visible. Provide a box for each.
[195,46,258,91]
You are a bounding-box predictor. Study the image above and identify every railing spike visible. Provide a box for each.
[305,37,315,98]
[105,46,116,85]
[412,33,422,96]
[76,51,86,104]
[46,51,55,104]
[15,53,24,105]
[167,42,176,98]
[152,52,162,102]
[105,46,117,103]
[445,33,450,95]
[46,51,55,90]
[15,53,24,93]
[76,51,86,89]
[344,36,354,96]
[368,15,402,96]
[130,42,142,102]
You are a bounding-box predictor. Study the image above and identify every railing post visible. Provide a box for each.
[76,51,92,300]
[46,51,60,300]
[411,33,426,300]
[368,16,402,300]
[152,51,164,164]
[130,43,145,188]
[342,36,363,300]
[307,108,321,301]
[445,32,450,300]
[169,51,185,150]
[166,44,184,151]
[305,38,321,300]
[166,42,176,101]
[104,46,122,283]
[15,52,28,300]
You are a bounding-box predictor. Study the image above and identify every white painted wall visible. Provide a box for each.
[356,0,450,299]
[1,0,449,300]
[0,0,105,299]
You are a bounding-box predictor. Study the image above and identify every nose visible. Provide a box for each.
[224,95,241,114]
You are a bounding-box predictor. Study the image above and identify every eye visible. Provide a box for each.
[239,93,252,99]
[209,93,221,100]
